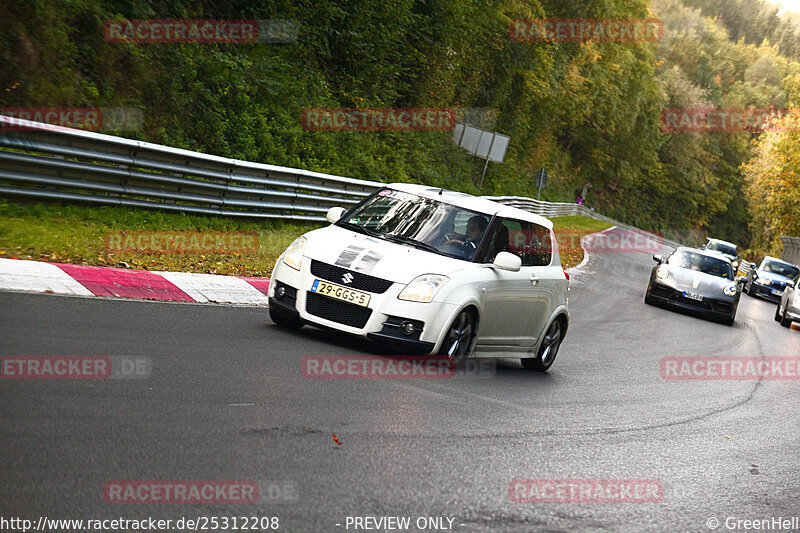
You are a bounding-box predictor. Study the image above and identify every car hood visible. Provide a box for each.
[302,225,471,284]
[754,270,792,284]
[664,267,733,294]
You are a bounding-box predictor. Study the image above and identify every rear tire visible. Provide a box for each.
[522,318,563,372]
[269,307,304,329]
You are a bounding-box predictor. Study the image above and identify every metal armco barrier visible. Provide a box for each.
[0,114,679,249]
[781,236,800,266]
[0,115,380,222]
[485,195,683,250]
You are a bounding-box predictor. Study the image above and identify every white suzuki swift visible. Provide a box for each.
[268,183,569,371]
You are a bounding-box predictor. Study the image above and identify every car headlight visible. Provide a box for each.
[755,277,770,285]
[398,274,449,303]
[723,282,738,296]
[281,236,306,271]
[656,265,670,280]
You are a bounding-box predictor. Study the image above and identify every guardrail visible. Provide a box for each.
[0,115,380,222]
[780,236,800,266]
[484,195,684,250]
[0,114,680,249]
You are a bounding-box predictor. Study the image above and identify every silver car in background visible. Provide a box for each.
[775,273,800,328]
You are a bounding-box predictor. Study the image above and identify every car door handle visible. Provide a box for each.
[530,274,539,285]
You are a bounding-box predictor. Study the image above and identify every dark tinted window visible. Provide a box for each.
[762,259,800,278]
[706,241,737,256]
[668,251,733,280]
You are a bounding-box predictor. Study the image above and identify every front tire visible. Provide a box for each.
[775,304,782,322]
[269,306,304,329]
[438,309,476,361]
[522,319,563,372]
[779,304,793,328]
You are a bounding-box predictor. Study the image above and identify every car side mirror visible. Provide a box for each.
[735,276,746,285]
[492,251,522,272]
[326,206,346,224]
[653,254,664,264]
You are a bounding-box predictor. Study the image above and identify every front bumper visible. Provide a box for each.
[269,257,456,354]
[750,282,784,302]
[647,281,737,319]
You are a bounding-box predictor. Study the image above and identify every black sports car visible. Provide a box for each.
[645,247,744,325]
[744,256,800,303]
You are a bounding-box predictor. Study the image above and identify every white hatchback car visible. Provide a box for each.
[268,183,570,371]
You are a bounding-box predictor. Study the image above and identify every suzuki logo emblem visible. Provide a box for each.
[342,273,354,284]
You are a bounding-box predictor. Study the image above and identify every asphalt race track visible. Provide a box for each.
[2,228,800,532]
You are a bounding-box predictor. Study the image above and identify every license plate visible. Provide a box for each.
[310,279,371,307]
[772,288,783,296]
[682,291,703,301]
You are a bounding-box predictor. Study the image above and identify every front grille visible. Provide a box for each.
[711,300,733,313]
[771,281,786,290]
[306,292,373,328]
[310,260,393,294]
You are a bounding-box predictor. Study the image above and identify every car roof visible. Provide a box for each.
[675,246,733,262]
[706,237,737,248]
[386,183,553,229]
[763,256,797,267]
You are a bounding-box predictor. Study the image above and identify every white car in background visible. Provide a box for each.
[268,183,570,371]
[776,273,800,328]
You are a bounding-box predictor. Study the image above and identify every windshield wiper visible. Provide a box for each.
[339,221,383,239]
[384,234,442,254]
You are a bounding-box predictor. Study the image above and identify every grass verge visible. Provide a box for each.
[551,215,614,269]
[0,201,321,277]
[0,201,612,274]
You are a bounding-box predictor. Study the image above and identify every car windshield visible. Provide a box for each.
[668,251,734,280]
[706,241,737,257]
[338,189,490,261]
[762,259,799,278]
